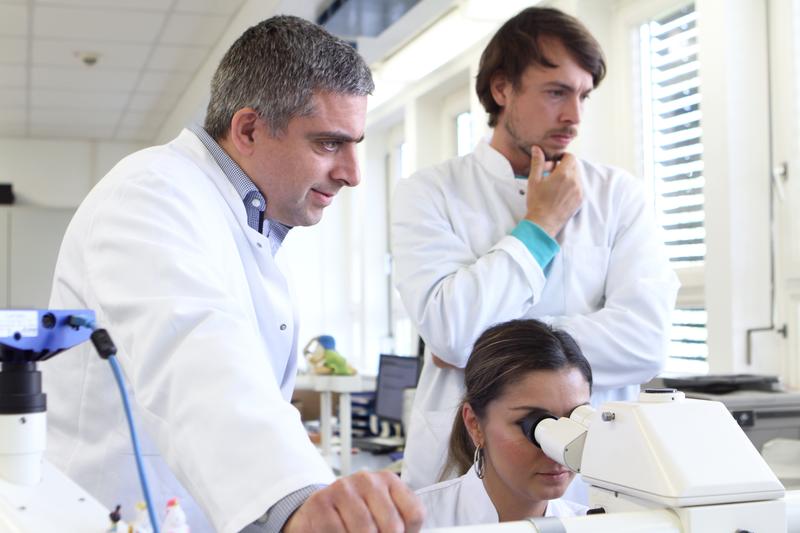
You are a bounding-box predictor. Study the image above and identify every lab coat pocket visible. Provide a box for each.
[563,244,611,314]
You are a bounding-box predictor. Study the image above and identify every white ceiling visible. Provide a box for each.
[0,0,248,142]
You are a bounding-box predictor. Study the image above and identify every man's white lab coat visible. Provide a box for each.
[45,129,334,533]
[392,139,679,490]
[416,466,587,528]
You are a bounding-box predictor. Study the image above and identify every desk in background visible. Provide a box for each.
[294,373,376,476]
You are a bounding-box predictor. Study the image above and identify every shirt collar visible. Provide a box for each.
[473,137,517,182]
[188,123,291,250]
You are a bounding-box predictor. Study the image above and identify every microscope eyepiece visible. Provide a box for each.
[518,408,558,448]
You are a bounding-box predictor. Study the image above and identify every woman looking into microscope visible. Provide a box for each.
[416,319,591,527]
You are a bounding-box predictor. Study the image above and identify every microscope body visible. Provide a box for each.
[0,310,116,532]
[535,389,788,532]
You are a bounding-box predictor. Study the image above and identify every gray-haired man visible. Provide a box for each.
[46,16,424,533]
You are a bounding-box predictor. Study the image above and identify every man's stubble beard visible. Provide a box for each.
[504,115,562,163]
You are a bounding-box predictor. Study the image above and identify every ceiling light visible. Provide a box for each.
[74,51,101,67]
[367,0,540,112]
[377,8,494,84]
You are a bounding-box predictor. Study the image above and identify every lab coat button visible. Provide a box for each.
[280,324,287,331]
[256,242,262,248]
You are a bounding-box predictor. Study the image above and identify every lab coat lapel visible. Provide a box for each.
[459,467,499,525]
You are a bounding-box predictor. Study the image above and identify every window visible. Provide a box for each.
[639,3,705,266]
[387,132,417,356]
[639,3,707,372]
[669,307,709,374]
[455,111,473,157]
[796,0,800,148]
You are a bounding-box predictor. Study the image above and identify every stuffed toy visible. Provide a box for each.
[302,335,356,376]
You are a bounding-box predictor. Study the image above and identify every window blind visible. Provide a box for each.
[640,3,705,265]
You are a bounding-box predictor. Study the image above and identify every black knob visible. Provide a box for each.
[41,313,56,329]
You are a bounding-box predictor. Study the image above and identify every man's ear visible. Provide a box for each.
[463,402,484,448]
[489,72,512,108]
[226,107,262,157]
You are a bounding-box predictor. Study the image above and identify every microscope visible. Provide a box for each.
[0,310,115,532]
[428,388,800,532]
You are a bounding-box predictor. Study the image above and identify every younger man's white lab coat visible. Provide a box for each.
[392,140,679,490]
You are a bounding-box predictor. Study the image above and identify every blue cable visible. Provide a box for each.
[107,354,161,533]
[67,314,95,331]
[70,315,161,533]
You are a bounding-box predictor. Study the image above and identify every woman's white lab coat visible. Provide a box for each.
[44,129,334,533]
[392,140,680,490]
[416,467,587,528]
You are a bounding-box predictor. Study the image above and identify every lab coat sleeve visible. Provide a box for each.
[547,178,680,389]
[80,168,333,533]
[391,174,547,368]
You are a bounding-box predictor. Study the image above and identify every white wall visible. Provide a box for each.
[2,206,75,308]
[771,0,800,388]
[0,137,144,206]
[0,137,144,310]
[698,0,774,375]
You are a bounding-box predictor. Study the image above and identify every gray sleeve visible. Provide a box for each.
[239,484,326,533]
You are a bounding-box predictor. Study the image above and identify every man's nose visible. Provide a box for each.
[331,143,360,187]
[560,95,582,125]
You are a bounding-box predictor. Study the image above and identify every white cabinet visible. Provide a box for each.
[0,207,74,309]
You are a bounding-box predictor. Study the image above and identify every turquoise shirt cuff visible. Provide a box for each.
[511,220,560,269]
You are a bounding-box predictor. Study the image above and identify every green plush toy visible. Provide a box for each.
[322,348,354,375]
[303,335,356,376]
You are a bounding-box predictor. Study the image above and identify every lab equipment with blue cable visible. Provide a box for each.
[0,309,160,533]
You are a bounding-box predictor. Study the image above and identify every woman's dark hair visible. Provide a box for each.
[475,7,606,127]
[441,319,592,479]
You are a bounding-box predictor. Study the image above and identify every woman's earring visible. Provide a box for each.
[473,445,485,479]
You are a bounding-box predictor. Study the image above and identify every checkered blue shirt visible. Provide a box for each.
[189,124,291,256]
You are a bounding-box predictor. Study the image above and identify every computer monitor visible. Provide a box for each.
[374,354,421,423]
